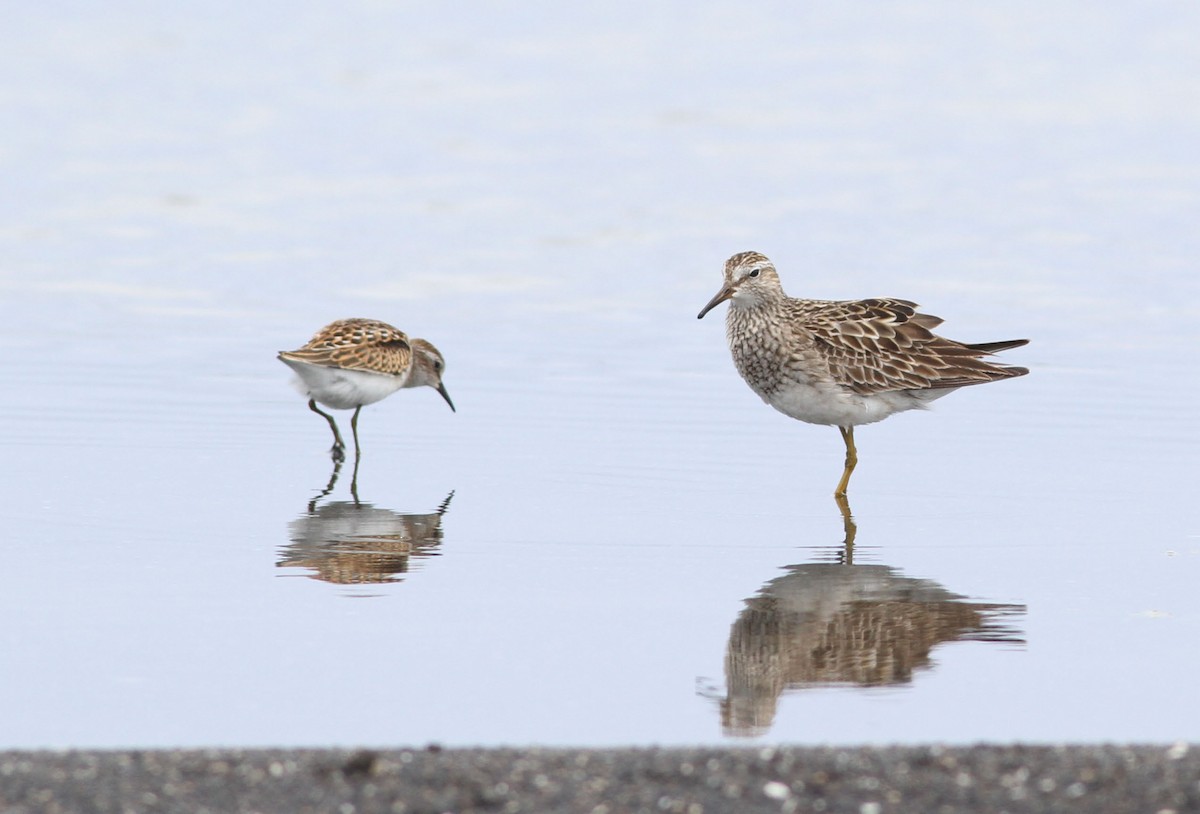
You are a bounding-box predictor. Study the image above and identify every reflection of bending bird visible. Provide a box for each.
[278,493,453,585]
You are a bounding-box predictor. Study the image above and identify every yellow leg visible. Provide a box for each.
[834,491,857,565]
[835,425,857,498]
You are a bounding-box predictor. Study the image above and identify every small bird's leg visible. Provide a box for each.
[348,407,363,506]
[308,457,343,513]
[835,425,858,498]
[349,443,361,507]
[308,399,345,462]
[350,405,363,461]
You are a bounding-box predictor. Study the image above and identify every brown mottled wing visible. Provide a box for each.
[805,298,1028,394]
[279,318,413,376]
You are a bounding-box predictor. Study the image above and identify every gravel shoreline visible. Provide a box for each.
[2,744,1196,813]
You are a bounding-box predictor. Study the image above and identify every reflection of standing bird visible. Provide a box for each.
[279,494,454,585]
[721,563,1024,737]
[278,319,455,460]
[698,252,1028,496]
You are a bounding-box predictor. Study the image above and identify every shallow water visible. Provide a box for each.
[2,2,1199,748]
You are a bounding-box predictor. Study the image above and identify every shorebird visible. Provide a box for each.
[697,251,1028,497]
[278,318,454,461]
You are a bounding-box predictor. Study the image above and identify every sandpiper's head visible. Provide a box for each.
[697,251,782,319]
[408,339,455,412]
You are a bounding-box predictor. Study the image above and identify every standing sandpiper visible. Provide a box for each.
[697,251,1028,497]
[278,318,454,461]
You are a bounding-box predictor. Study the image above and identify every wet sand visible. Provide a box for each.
[2,744,1195,813]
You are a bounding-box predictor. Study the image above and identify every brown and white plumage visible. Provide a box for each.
[697,251,1028,496]
[278,318,454,460]
[279,319,418,379]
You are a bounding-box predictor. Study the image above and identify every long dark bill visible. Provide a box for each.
[697,286,734,319]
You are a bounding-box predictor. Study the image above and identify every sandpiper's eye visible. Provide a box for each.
[748,269,760,278]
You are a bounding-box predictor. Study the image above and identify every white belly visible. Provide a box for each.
[761,378,934,428]
[282,359,407,410]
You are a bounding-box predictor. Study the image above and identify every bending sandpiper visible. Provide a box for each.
[278,318,454,461]
[697,251,1027,497]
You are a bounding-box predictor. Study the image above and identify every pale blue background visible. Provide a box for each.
[1,1,1197,747]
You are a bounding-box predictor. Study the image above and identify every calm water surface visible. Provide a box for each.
[2,2,1199,748]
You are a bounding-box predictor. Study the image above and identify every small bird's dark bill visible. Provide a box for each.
[437,383,456,412]
[697,286,734,319]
